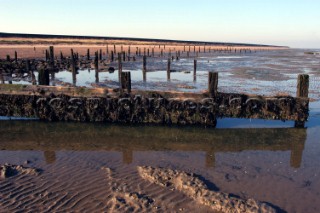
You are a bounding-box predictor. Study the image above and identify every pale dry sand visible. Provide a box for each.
[0,36,286,59]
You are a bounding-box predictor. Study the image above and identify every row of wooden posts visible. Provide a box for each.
[36,46,203,86]
[29,47,311,102]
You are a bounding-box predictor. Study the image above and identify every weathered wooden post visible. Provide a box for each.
[118,52,122,83]
[122,51,126,62]
[60,51,64,60]
[208,72,218,97]
[95,52,99,83]
[14,51,17,62]
[87,49,90,60]
[45,50,48,61]
[49,46,54,64]
[70,48,74,59]
[6,55,10,62]
[295,74,309,128]
[114,45,116,54]
[161,49,163,57]
[167,58,171,80]
[297,74,309,98]
[26,59,31,73]
[121,72,131,93]
[194,59,197,81]
[71,50,77,85]
[128,46,131,56]
[143,55,147,81]
[106,45,109,54]
[99,49,102,60]
[94,51,99,70]
[38,69,50,85]
[111,51,114,62]
[152,48,154,57]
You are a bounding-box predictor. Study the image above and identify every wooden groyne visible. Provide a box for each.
[0,72,309,128]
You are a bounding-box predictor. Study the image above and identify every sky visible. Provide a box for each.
[0,0,319,48]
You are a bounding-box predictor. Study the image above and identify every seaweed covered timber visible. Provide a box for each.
[0,79,309,128]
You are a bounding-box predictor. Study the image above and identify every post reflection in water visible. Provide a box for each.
[0,121,306,168]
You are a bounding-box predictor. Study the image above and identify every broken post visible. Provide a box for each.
[45,50,49,61]
[118,52,122,83]
[60,51,64,60]
[111,51,114,62]
[87,49,90,60]
[295,74,309,128]
[49,46,54,65]
[38,69,50,85]
[95,52,99,83]
[71,51,77,85]
[297,74,309,98]
[143,55,147,81]
[121,72,131,93]
[26,59,31,73]
[94,51,99,70]
[167,58,171,80]
[194,59,197,81]
[208,72,218,97]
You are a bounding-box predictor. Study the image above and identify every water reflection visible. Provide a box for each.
[0,121,306,168]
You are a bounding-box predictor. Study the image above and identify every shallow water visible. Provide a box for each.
[1,49,320,212]
[3,49,320,99]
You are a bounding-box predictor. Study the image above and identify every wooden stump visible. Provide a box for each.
[193,59,197,81]
[87,49,90,60]
[297,74,309,98]
[208,72,218,97]
[295,74,309,128]
[111,51,114,62]
[143,55,147,81]
[38,69,50,85]
[118,53,122,83]
[167,58,171,80]
[121,72,131,93]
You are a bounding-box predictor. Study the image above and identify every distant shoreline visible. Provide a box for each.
[0,32,287,48]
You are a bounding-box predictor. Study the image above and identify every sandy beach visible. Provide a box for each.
[0,35,320,212]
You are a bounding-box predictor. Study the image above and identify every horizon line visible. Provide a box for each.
[0,32,289,48]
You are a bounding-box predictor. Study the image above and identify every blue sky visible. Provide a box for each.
[0,0,319,48]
